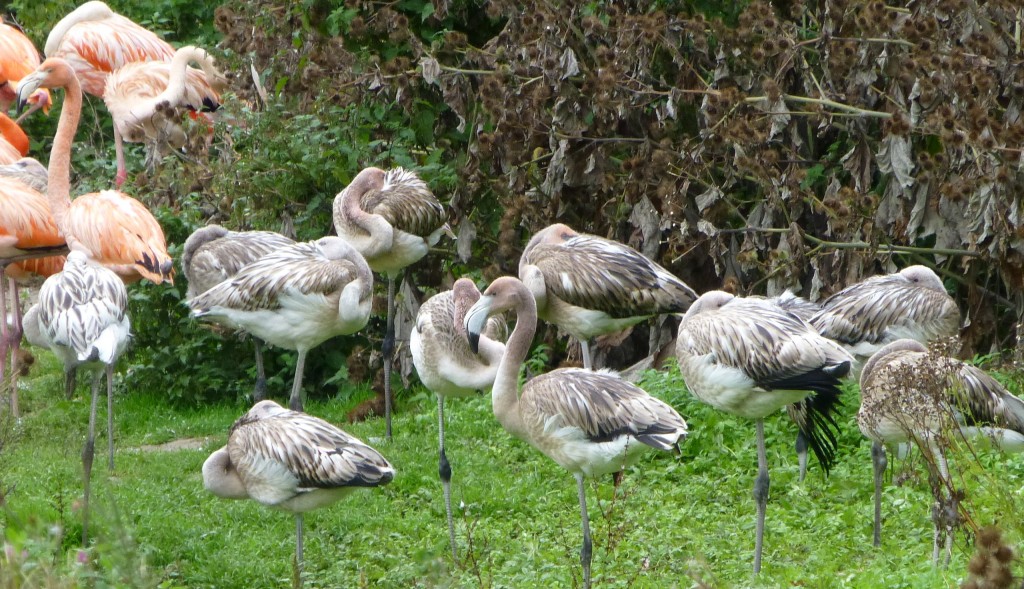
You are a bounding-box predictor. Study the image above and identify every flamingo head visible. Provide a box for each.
[15,58,76,114]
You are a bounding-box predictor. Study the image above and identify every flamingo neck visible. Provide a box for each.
[47,70,83,234]
[335,170,391,260]
[45,1,113,56]
[152,46,222,109]
[491,289,536,439]
[201,447,249,500]
[0,114,29,155]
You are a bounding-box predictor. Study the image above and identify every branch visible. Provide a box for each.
[714,226,982,258]
[743,94,894,119]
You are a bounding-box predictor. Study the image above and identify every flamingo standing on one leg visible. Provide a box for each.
[410,278,505,560]
[183,225,295,400]
[35,250,130,544]
[44,1,175,185]
[188,237,373,412]
[0,22,51,118]
[518,223,697,369]
[859,339,1024,562]
[787,265,963,479]
[203,400,394,587]
[0,176,66,415]
[675,291,853,574]
[104,45,226,184]
[333,166,449,440]
[17,58,174,285]
[464,276,687,589]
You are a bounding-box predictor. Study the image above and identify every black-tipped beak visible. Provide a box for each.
[15,73,43,116]
[463,296,493,354]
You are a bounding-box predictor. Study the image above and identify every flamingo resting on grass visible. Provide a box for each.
[464,276,687,589]
[202,400,394,586]
[333,166,449,440]
[675,291,852,574]
[858,339,1024,563]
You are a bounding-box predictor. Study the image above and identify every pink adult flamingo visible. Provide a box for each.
[0,22,51,118]
[44,1,176,185]
[17,57,174,285]
[0,176,65,416]
[104,45,226,185]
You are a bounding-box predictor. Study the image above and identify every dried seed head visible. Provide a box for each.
[967,553,989,576]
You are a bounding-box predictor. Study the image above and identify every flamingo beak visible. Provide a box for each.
[463,295,494,354]
[15,72,45,115]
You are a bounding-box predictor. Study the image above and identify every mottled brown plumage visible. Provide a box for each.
[811,266,960,370]
[464,275,686,589]
[858,339,1024,558]
[520,223,696,368]
[203,400,393,583]
[183,225,295,298]
[332,166,449,439]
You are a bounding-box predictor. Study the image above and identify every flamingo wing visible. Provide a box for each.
[65,190,173,284]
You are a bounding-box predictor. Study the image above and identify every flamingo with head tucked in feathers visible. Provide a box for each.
[188,237,373,412]
[333,166,449,440]
[34,250,130,544]
[183,225,296,401]
[17,57,175,285]
[675,290,853,575]
[410,277,506,561]
[518,222,697,370]
[203,400,394,587]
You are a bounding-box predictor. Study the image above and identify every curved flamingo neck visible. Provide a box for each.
[45,1,113,56]
[0,114,29,155]
[490,281,537,439]
[153,46,223,109]
[47,64,84,233]
[338,168,391,259]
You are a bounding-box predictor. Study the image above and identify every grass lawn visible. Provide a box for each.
[2,348,1023,588]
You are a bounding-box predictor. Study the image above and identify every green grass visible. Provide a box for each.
[3,349,1023,588]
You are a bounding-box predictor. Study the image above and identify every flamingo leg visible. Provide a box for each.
[294,513,305,589]
[82,370,101,545]
[253,339,267,402]
[753,418,770,575]
[8,278,21,417]
[871,441,886,548]
[580,339,592,370]
[438,395,457,561]
[106,363,115,471]
[288,349,308,412]
[575,473,592,589]
[65,367,78,400]
[795,431,809,482]
[0,275,8,413]
[383,274,396,440]
[114,126,128,187]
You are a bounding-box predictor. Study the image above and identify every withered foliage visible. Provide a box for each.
[213,0,1024,357]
